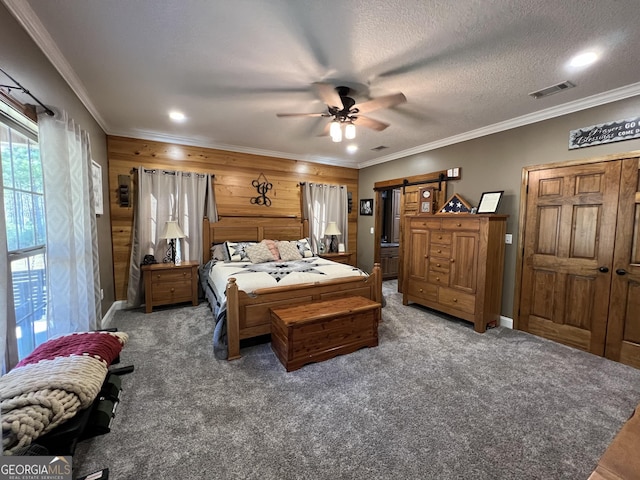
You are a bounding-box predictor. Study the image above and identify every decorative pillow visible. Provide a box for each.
[277,241,303,261]
[224,241,256,262]
[262,239,281,260]
[210,243,227,261]
[296,237,313,258]
[246,242,276,264]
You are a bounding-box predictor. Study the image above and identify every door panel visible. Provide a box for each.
[450,232,478,293]
[606,158,640,368]
[520,161,621,356]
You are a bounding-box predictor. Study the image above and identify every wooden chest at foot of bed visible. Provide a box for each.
[270,296,381,372]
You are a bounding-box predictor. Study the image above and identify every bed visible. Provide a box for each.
[201,216,382,360]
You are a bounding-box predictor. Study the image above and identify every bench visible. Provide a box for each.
[270,296,381,372]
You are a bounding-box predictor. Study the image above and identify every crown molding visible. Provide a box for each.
[358,82,640,169]
[2,0,109,131]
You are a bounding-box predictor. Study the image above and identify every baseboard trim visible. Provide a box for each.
[101,300,127,329]
[499,316,513,329]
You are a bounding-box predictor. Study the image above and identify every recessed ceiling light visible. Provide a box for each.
[169,110,186,122]
[346,145,358,154]
[569,51,599,68]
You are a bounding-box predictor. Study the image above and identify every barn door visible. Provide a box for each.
[519,161,621,355]
[605,158,640,368]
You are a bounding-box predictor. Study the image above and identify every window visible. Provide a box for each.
[0,101,47,366]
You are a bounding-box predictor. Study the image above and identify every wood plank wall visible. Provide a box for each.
[108,136,359,300]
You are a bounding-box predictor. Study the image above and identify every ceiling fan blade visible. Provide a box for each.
[276,112,327,117]
[353,116,390,132]
[312,82,343,109]
[354,92,407,114]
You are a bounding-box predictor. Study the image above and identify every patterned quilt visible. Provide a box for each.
[203,257,368,359]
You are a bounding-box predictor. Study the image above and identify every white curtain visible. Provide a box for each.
[127,168,216,307]
[302,183,348,253]
[38,110,101,335]
[0,158,8,373]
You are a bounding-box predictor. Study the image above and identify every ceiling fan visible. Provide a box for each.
[276,82,406,141]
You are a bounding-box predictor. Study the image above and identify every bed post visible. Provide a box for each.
[226,278,241,360]
[372,263,382,305]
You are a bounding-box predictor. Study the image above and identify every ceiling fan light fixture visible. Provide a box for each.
[345,122,356,140]
[330,121,342,142]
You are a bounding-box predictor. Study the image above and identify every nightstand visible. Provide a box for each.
[319,252,353,265]
[142,261,199,313]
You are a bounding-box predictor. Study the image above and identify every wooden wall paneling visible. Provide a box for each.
[108,136,360,300]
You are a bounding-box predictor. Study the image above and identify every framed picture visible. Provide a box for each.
[91,160,104,215]
[477,191,504,214]
[360,198,373,216]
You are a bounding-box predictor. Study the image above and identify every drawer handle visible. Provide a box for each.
[183,272,187,276]
[170,288,175,293]
[456,223,461,227]
[437,249,441,253]
[450,258,455,263]
[436,277,440,282]
[453,298,458,303]
[436,263,441,267]
[156,275,161,279]
[438,235,442,239]
[424,255,429,259]
[419,288,423,293]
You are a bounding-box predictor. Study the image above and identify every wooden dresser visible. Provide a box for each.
[403,214,507,332]
[142,261,199,313]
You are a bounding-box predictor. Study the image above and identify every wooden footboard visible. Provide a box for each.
[225,263,382,360]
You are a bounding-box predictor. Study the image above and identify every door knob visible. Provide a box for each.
[598,266,609,273]
[616,269,627,276]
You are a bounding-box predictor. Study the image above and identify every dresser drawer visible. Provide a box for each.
[428,270,450,285]
[429,258,450,273]
[409,218,442,230]
[441,218,480,231]
[407,281,438,302]
[430,232,452,244]
[438,287,475,314]
[150,268,193,283]
[429,244,451,258]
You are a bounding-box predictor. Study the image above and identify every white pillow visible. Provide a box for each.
[296,238,314,258]
[277,241,303,261]
[224,241,256,262]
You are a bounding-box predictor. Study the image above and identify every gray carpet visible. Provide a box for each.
[73,281,640,479]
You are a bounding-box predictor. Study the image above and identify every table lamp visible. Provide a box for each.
[324,222,341,253]
[160,220,186,264]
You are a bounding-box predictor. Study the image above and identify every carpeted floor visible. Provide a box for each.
[73,281,640,479]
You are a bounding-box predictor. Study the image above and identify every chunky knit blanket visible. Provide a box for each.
[0,331,128,454]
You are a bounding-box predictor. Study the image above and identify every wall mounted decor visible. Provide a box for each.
[360,199,373,216]
[117,174,130,207]
[418,186,437,215]
[251,173,272,206]
[91,160,103,215]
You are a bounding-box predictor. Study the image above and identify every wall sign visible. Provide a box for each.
[569,116,640,149]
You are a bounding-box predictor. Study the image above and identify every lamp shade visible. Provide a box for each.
[324,221,341,236]
[160,220,186,240]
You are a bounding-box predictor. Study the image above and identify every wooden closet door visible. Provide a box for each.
[520,161,621,355]
[605,158,640,368]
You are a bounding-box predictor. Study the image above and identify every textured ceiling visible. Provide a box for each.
[5,0,640,168]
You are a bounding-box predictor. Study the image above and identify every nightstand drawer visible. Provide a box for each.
[151,281,192,303]
[150,268,193,283]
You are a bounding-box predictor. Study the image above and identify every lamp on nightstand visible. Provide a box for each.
[160,220,186,264]
[324,221,341,253]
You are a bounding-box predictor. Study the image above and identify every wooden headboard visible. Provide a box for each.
[202,216,309,263]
